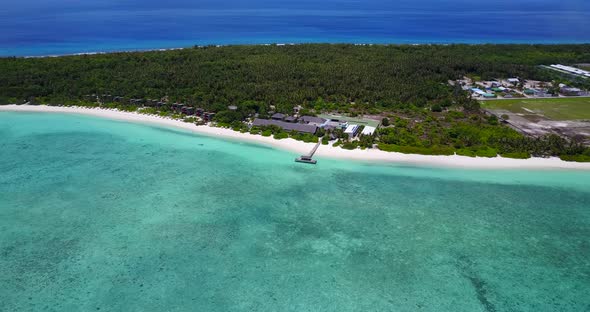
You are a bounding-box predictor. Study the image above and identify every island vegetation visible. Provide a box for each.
[1,44,589,161]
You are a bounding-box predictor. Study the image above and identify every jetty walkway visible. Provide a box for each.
[295,140,321,164]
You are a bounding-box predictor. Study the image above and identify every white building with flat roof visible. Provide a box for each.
[361,126,376,136]
[344,124,360,138]
[550,64,590,78]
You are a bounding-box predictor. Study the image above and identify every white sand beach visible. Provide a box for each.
[2,104,590,170]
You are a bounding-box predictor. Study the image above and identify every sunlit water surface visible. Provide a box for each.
[2,0,590,56]
[1,112,589,311]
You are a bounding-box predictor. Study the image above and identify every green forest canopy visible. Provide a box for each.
[1,44,589,112]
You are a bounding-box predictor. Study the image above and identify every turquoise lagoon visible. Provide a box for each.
[1,112,589,311]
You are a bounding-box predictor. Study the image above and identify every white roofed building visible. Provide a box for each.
[550,64,590,78]
[344,124,360,138]
[361,126,376,136]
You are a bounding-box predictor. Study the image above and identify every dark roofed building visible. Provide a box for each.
[284,116,297,123]
[171,103,185,112]
[181,106,195,115]
[203,112,215,121]
[271,113,286,120]
[252,118,317,134]
[144,99,159,107]
[301,116,327,126]
[560,87,582,96]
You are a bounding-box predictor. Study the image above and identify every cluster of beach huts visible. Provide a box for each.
[83,94,123,103]
[82,94,379,139]
[461,78,553,99]
[251,113,376,139]
[455,63,590,99]
[82,95,218,121]
[456,76,589,99]
[143,102,217,121]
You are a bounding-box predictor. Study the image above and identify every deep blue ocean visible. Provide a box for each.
[2,0,590,56]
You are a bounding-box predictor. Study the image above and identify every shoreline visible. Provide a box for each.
[8,42,590,59]
[1,104,590,170]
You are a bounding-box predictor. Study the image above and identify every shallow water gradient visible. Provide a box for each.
[1,112,589,311]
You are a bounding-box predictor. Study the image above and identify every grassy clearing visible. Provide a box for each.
[318,114,381,128]
[481,97,590,120]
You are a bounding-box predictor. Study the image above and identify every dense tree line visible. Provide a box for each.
[377,111,590,160]
[1,44,589,111]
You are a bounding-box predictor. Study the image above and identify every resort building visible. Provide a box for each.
[181,106,195,115]
[284,116,298,123]
[171,103,185,112]
[524,88,552,97]
[560,87,583,96]
[300,116,327,127]
[550,64,590,78]
[471,88,496,98]
[271,113,286,121]
[130,98,144,105]
[202,112,215,121]
[251,118,318,134]
[361,126,377,136]
[344,124,361,138]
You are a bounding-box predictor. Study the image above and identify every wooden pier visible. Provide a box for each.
[295,141,321,164]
